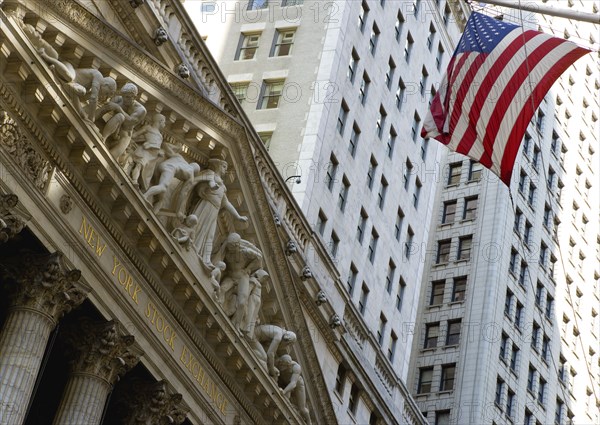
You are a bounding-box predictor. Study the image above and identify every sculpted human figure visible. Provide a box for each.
[215,233,262,334]
[98,82,147,163]
[276,355,312,425]
[21,24,116,122]
[144,144,200,213]
[130,113,166,189]
[248,324,296,377]
[240,269,267,339]
[188,159,248,269]
[170,214,198,251]
[209,261,226,299]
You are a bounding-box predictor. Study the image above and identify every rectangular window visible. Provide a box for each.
[388,331,397,361]
[258,80,284,109]
[347,263,357,295]
[411,112,421,141]
[334,364,346,395]
[404,226,414,259]
[337,100,349,135]
[518,170,527,193]
[385,260,396,294]
[457,236,472,261]
[385,57,396,89]
[440,364,456,391]
[386,126,397,158]
[528,183,537,207]
[509,345,519,371]
[394,208,404,240]
[424,323,440,348]
[258,132,272,150]
[420,67,429,96]
[541,335,550,361]
[403,159,413,190]
[500,333,508,359]
[427,23,436,50]
[506,389,515,418]
[495,378,504,406]
[535,282,544,306]
[468,160,482,181]
[531,322,540,350]
[404,32,414,61]
[230,82,250,102]
[368,229,379,263]
[452,277,466,302]
[247,0,268,10]
[359,72,370,105]
[436,43,445,70]
[349,122,360,157]
[442,200,457,224]
[537,378,546,403]
[377,313,387,345]
[271,29,295,56]
[396,277,405,311]
[514,209,522,232]
[527,366,536,392]
[515,302,523,329]
[376,105,387,139]
[435,411,450,425]
[545,295,553,319]
[413,178,422,208]
[396,78,406,110]
[329,231,339,258]
[463,196,478,220]
[448,162,462,185]
[509,248,518,273]
[524,220,532,245]
[378,176,388,209]
[358,0,369,32]
[519,261,527,287]
[356,208,368,243]
[316,209,327,236]
[369,23,380,55]
[395,11,405,41]
[338,176,350,212]
[325,154,338,191]
[430,280,445,305]
[358,283,369,314]
[348,384,359,414]
[436,239,451,264]
[235,33,260,60]
[367,156,377,189]
[418,367,433,394]
[446,320,461,345]
[347,48,359,83]
[504,290,513,316]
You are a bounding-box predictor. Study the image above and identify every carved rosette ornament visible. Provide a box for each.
[63,319,141,384]
[0,193,25,243]
[59,194,74,214]
[121,380,190,425]
[1,252,88,321]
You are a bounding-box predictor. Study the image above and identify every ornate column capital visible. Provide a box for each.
[0,193,26,244]
[1,252,89,323]
[64,319,142,385]
[121,380,189,425]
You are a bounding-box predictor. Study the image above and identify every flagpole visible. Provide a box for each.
[474,0,600,24]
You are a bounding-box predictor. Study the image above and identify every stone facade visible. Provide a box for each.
[0,0,428,424]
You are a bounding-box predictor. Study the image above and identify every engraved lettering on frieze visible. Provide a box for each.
[78,216,108,257]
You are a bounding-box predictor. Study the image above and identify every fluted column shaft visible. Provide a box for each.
[0,307,54,424]
[52,373,111,425]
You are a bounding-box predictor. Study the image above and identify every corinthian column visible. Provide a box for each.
[121,380,189,425]
[53,320,142,425]
[0,252,88,425]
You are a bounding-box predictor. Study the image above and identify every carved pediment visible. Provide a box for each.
[0,2,338,423]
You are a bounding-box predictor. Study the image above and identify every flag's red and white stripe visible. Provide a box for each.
[422,22,589,185]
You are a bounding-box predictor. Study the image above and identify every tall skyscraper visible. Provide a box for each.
[407,2,600,424]
[186,0,463,385]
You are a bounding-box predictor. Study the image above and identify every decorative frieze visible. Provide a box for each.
[0,112,52,190]
[0,193,25,243]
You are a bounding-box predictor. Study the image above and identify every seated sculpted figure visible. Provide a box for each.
[21,23,116,122]
[98,82,147,163]
[276,355,312,425]
[143,144,200,213]
[248,324,296,377]
[129,113,166,189]
[240,269,267,339]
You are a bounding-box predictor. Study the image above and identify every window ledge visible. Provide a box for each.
[455,258,469,264]
[433,262,449,268]
[443,344,459,350]
[448,300,465,306]
[460,217,476,224]
[438,390,453,395]
[445,183,460,189]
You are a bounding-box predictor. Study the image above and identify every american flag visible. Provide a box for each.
[421,12,589,185]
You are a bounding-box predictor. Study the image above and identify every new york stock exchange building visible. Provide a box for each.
[0,1,425,424]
